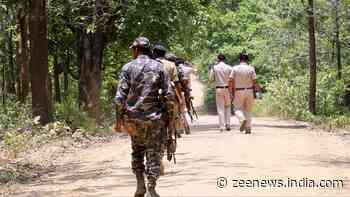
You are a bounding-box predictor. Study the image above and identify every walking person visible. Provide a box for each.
[209,54,232,132]
[229,52,259,134]
[114,37,175,197]
[152,44,182,176]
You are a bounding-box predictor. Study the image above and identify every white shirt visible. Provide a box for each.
[179,64,196,80]
[230,63,257,89]
[209,62,232,87]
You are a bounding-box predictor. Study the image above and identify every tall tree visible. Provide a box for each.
[53,54,61,103]
[29,0,51,124]
[5,10,16,95]
[77,0,127,122]
[1,58,5,106]
[333,0,342,79]
[308,0,317,114]
[17,0,30,103]
[78,0,108,122]
[63,49,69,99]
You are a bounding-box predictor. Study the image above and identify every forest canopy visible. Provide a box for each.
[1,0,350,132]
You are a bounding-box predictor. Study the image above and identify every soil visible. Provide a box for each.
[3,76,350,197]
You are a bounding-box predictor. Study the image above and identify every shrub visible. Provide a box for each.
[54,96,95,130]
[260,70,350,130]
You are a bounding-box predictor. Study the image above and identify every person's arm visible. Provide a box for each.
[229,68,235,99]
[160,67,176,137]
[114,66,130,132]
[251,67,261,92]
[229,79,235,99]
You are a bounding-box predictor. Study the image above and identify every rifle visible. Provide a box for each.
[166,126,177,164]
[176,63,198,122]
[231,99,235,115]
[181,80,198,122]
[160,93,177,164]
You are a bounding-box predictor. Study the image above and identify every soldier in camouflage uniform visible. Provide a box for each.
[115,37,175,197]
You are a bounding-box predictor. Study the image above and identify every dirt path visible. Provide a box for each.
[6,77,350,197]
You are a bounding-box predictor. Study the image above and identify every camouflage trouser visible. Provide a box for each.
[131,122,166,184]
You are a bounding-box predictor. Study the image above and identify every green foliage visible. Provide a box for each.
[54,96,94,130]
[197,0,350,130]
[262,77,311,120]
[0,96,112,157]
[261,70,350,130]
[3,118,74,158]
[0,98,31,131]
[204,83,216,113]
[2,0,350,146]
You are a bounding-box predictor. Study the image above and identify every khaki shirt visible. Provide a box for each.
[159,59,178,82]
[209,62,232,87]
[229,63,256,89]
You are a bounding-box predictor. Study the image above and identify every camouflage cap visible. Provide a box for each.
[129,37,150,49]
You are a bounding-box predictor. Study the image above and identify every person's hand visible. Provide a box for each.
[254,83,262,92]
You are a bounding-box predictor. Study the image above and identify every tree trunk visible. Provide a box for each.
[17,1,30,103]
[77,0,107,123]
[333,0,342,79]
[48,73,54,114]
[2,63,5,106]
[63,49,69,99]
[53,55,61,103]
[78,30,104,123]
[6,28,16,95]
[29,0,52,124]
[308,0,317,114]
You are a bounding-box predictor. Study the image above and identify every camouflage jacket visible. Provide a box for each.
[115,55,175,126]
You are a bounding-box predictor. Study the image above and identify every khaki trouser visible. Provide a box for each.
[215,88,231,129]
[234,89,254,128]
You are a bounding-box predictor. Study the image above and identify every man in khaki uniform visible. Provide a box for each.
[209,54,232,132]
[229,53,258,134]
[153,45,178,82]
[153,46,185,136]
[153,45,183,176]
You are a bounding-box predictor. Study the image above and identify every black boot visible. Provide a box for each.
[135,173,146,197]
[146,179,160,197]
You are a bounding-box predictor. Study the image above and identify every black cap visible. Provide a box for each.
[153,44,167,52]
[129,37,150,49]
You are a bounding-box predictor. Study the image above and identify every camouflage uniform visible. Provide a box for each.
[115,54,175,187]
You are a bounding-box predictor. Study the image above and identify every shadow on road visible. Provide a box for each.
[191,123,308,132]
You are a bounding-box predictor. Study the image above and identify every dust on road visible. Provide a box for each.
[5,77,350,197]
[7,115,350,197]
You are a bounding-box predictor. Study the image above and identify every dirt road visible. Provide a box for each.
[7,77,350,197]
[8,115,350,197]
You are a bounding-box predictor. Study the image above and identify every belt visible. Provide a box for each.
[236,87,254,91]
[216,86,229,89]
